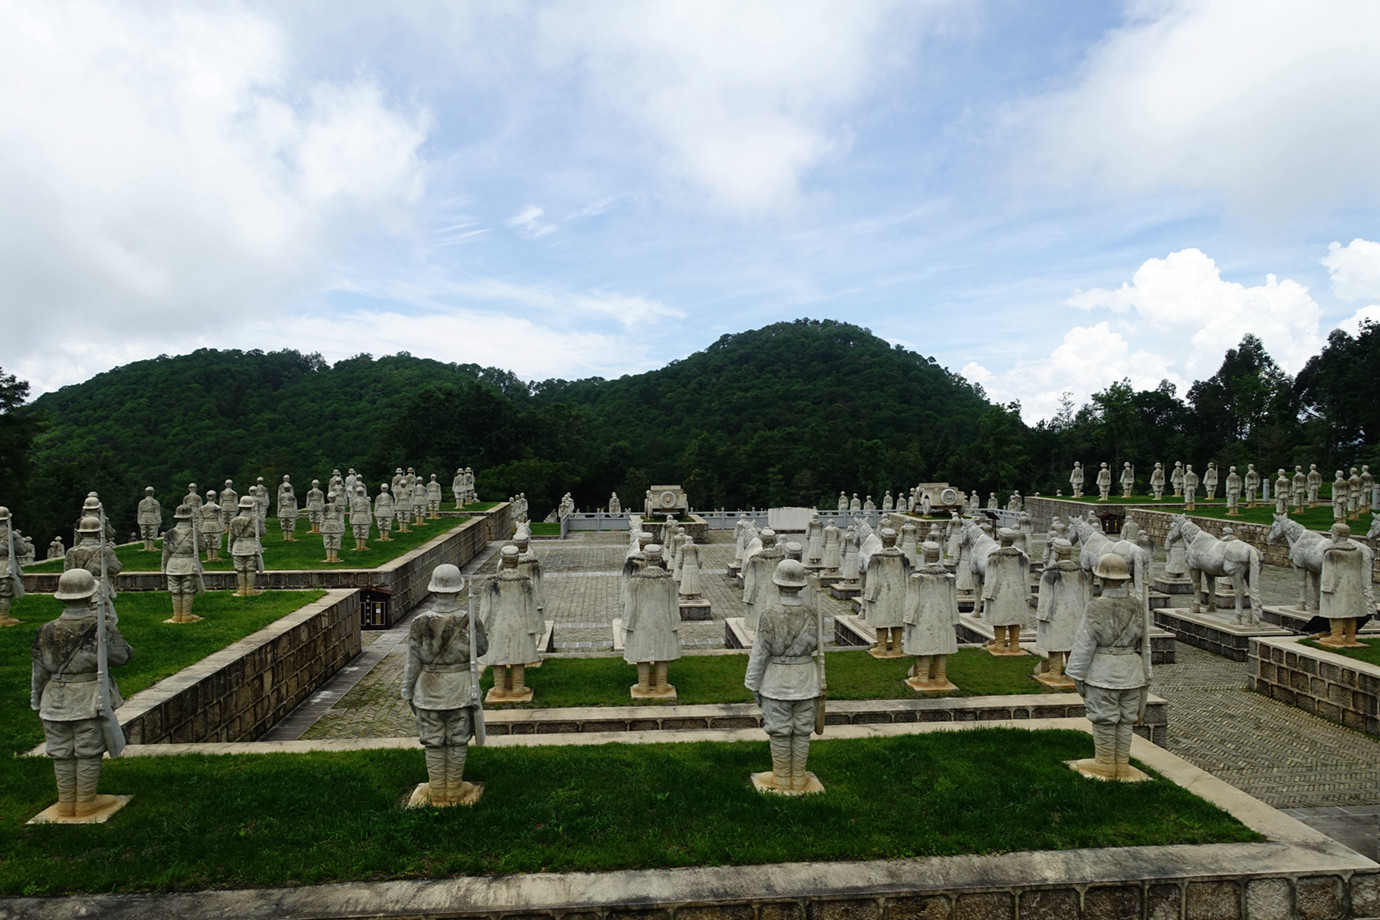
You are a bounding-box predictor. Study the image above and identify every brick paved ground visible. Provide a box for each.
[293,529,1378,859]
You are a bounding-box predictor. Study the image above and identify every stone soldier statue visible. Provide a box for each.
[277,476,299,541]
[903,542,959,692]
[742,528,785,631]
[348,485,372,551]
[1120,462,1135,498]
[1332,470,1349,522]
[837,491,848,512]
[821,522,843,577]
[1349,468,1364,521]
[1318,523,1374,649]
[1363,465,1375,512]
[305,480,326,533]
[982,528,1031,656]
[744,559,824,795]
[393,476,412,534]
[623,543,681,700]
[426,474,443,519]
[608,492,621,514]
[411,476,430,526]
[252,477,269,529]
[1202,462,1218,501]
[220,479,239,529]
[1069,462,1084,498]
[136,486,162,551]
[47,536,65,562]
[512,531,546,646]
[1008,490,1023,512]
[1035,538,1091,689]
[1096,462,1112,501]
[182,482,202,513]
[401,563,488,807]
[228,495,264,597]
[30,568,132,819]
[1292,466,1308,514]
[201,490,225,561]
[1244,464,1260,508]
[320,491,346,563]
[1066,553,1150,781]
[1307,464,1324,508]
[882,490,894,513]
[1225,466,1242,516]
[862,528,909,658]
[480,545,539,702]
[161,504,205,623]
[0,507,23,627]
[453,469,466,509]
[1275,469,1290,515]
[1170,461,1184,497]
[1182,464,1199,510]
[374,483,395,541]
[1149,462,1165,500]
[65,516,122,602]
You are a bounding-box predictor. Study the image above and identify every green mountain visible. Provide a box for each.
[12,319,1011,547]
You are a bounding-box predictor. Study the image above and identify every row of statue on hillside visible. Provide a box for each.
[1067,461,1378,515]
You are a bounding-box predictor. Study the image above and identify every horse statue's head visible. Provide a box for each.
[1368,516,1380,541]
[1267,513,1289,543]
[1165,514,1186,546]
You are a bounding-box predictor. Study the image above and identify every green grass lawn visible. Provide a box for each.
[461,501,499,512]
[1300,637,1380,666]
[1173,504,1370,530]
[1,590,326,754]
[26,516,469,573]
[0,728,1259,895]
[480,649,1056,708]
[527,522,562,536]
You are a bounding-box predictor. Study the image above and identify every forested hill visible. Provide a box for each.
[12,320,1011,545]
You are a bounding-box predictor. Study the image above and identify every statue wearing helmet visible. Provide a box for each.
[30,568,133,820]
[1065,553,1151,781]
[744,558,824,795]
[64,514,122,603]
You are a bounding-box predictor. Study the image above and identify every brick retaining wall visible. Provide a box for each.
[1250,636,1380,738]
[119,589,361,745]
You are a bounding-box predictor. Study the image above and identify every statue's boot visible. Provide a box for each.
[0,598,18,626]
[1092,725,1116,778]
[1320,620,1347,648]
[511,664,527,696]
[180,596,201,622]
[445,745,469,802]
[891,627,904,653]
[492,666,509,698]
[768,737,792,790]
[654,661,669,690]
[636,662,651,692]
[1115,723,1136,779]
[791,734,812,791]
[1345,618,1364,646]
[54,759,77,818]
[425,747,448,804]
[1008,626,1022,653]
[74,757,116,818]
[911,655,929,684]
[934,655,948,685]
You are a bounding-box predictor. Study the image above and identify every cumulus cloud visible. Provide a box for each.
[533,0,926,214]
[1324,239,1380,303]
[976,248,1323,422]
[1014,0,1380,214]
[0,0,429,381]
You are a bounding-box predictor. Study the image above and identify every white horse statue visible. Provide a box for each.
[959,520,999,616]
[1165,515,1262,624]
[1267,514,1328,612]
[1064,516,1150,598]
[1368,516,1380,541]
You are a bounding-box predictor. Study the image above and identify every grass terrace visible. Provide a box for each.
[1301,637,1380,666]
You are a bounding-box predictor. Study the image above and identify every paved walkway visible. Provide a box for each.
[279,529,1378,860]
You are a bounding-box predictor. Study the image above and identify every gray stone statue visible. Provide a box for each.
[1066,553,1150,781]
[480,545,538,702]
[1292,466,1308,514]
[200,491,224,561]
[453,468,465,509]
[374,483,395,540]
[623,543,681,699]
[821,522,842,576]
[903,542,958,692]
[1318,523,1374,649]
[65,516,121,603]
[1333,470,1349,522]
[744,559,823,795]
[426,474,443,519]
[1035,538,1090,689]
[1225,466,1242,516]
[1069,461,1084,498]
[679,542,704,601]
[401,563,488,807]
[1149,462,1165,500]
[608,492,621,514]
[320,491,346,563]
[30,568,132,820]
[228,495,264,596]
[349,485,372,551]
[1120,462,1134,498]
[1307,464,1323,508]
[161,504,205,623]
[1275,469,1290,515]
[304,480,325,535]
[277,476,299,541]
[47,535,65,562]
[743,528,785,631]
[982,528,1030,655]
[1243,464,1260,507]
[837,491,848,512]
[1171,461,1184,497]
[1202,462,1218,501]
[0,507,23,627]
[1182,464,1199,510]
[1349,467,1364,521]
[862,528,909,658]
[219,480,239,528]
[136,486,162,551]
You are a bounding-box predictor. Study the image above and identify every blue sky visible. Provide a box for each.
[4,0,1380,421]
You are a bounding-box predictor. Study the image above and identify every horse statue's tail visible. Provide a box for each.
[1249,544,1263,624]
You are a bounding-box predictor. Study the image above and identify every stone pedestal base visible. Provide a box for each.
[407,782,483,808]
[679,599,712,621]
[163,615,203,624]
[723,617,754,649]
[827,581,862,601]
[751,771,824,796]
[1067,760,1150,783]
[904,676,958,693]
[28,795,131,825]
[0,616,21,628]
[485,686,533,704]
[1153,577,1193,595]
[630,683,677,702]
[868,645,906,659]
[985,645,1028,657]
[1035,671,1076,691]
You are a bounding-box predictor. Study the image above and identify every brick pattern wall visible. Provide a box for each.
[1251,638,1380,738]
[121,590,361,744]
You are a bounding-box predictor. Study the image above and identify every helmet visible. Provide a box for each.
[920,541,941,560]
[500,544,520,566]
[77,515,102,533]
[174,504,193,519]
[1051,538,1073,555]
[427,563,465,593]
[760,527,777,545]
[0,506,9,521]
[54,568,99,601]
[1093,554,1131,581]
[772,559,807,589]
[145,486,155,493]
[239,496,257,509]
[645,543,663,559]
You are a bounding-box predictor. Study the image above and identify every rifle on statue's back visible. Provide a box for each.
[468,583,486,746]
[814,573,827,735]
[97,504,126,757]
[253,493,265,575]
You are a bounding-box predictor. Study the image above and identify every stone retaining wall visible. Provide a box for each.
[119,589,361,745]
[1250,636,1380,738]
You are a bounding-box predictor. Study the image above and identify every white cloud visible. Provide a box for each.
[0,0,429,377]
[1015,0,1380,214]
[533,0,927,214]
[982,248,1323,422]
[1324,239,1380,303]
[505,205,557,239]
